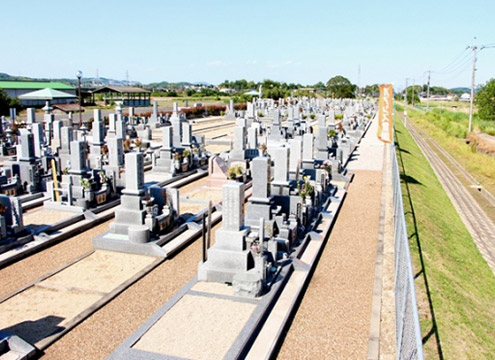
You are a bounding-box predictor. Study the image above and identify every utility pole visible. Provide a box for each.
[404,78,408,127]
[411,78,415,107]
[358,64,361,98]
[426,70,431,110]
[467,44,478,134]
[466,40,494,134]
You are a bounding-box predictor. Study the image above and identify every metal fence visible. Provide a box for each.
[392,144,425,360]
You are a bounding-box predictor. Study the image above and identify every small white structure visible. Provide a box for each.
[18,88,76,107]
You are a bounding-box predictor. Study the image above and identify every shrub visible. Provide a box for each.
[234,103,247,110]
[446,122,467,139]
[475,78,495,122]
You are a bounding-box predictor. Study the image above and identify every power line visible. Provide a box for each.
[431,52,472,75]
[431,60,472,82]
[433,49,470,74]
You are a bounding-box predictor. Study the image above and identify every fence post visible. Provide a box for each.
[391,144,424,360]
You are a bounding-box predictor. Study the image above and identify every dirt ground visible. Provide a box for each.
[469,132,495,156]
[277,170,383,359]
[23,208,74,226]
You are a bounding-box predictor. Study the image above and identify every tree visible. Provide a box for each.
[405,87,420,105]
[475,78,495,121]
[185,89,196,96]
[363,84,379,97]
[0,89,21,116]
[313,82,326,91]
[326,75,357,99]
[262,86,290,99]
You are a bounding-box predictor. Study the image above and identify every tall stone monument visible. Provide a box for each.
[199,182,264,296]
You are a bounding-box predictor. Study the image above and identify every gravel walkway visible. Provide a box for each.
[277,169,382,359]
[42,223,221,359]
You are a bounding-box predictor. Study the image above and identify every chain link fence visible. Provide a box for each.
[392,144,424,360]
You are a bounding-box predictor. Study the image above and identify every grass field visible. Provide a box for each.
[394,117,495,359]
[152,96,231,108]
[417,99,472,112]
[398,102,495,136]
[396,104,495,197]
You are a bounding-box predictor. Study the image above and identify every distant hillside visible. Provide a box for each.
[0,73,141,87]
[148,81,208,89]
[0,72,211,89]
[450,87,470,94]
[0,73,34,81]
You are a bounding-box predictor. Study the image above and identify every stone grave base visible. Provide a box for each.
[93,231,170,258]
[0,250,156,351]
[43,201,85,213]
[0,233,33,255]
[331,171,354,188]
[109,183,350,360]
[0,332,37,359]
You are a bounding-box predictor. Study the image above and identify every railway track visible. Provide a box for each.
[399,114,495,274]
[413,121,495,208]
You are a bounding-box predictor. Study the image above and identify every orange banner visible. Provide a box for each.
[377,84,394,143]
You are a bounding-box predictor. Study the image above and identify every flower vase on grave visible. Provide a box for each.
[84,189,94,203]
[173,153,181,171]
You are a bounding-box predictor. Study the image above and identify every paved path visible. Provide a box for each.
[277,118,389,359]
[404,117,495,275]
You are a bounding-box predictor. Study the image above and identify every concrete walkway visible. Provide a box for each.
[277,117,392,359]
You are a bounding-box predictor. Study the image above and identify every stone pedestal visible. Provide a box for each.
[198,182,263,296]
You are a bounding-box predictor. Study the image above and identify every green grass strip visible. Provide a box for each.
[394,117,495,360]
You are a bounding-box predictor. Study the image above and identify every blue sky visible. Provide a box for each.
[2,0,495,89]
